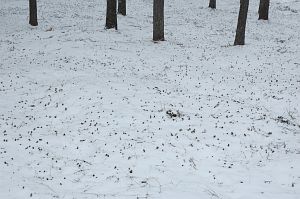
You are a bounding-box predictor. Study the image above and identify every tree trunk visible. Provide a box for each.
[258,0,269,20]
[118,0,126,16]
[106,0,117,29]
[209,0,216,9]
[234,0,249,45]
[29,0,38,26]
[153,0,164,41]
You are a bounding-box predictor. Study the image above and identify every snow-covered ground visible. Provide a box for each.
[1,0,300,198]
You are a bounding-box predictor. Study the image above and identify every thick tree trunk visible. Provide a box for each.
[153,0,164,41]
[29,0,38,26]
[258,0,270,20]
[106,0,117,29]
[234,0,249,45]
[118,0,126,16]
[209,0,216,9]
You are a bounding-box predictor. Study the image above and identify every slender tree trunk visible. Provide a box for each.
[29,0,38,26]
[118,0,126,16]
[153,0,164,41]
[258,0,270,20]
[234,0,249,45]
[106,0,117,29]
[209,0,216,9]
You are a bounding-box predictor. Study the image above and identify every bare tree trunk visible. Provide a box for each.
[258,0,270,20]
[153,0,164,41]
[234,0,249,45]
[118,0,126,16]
[29,0,38,26]
[209,0,216,9]
[106,0,117,29]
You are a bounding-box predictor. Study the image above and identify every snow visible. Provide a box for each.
[0,0,300,198]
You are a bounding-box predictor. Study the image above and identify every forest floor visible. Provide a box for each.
[0,0,300,198]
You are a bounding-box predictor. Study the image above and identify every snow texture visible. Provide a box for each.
[0,0,300,198]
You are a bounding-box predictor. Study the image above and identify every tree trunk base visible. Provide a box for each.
[209,0,216,9]
[118,0,126,16]
[106,0,118,30]
[258,0,269,20]
[153,0,165,41]
[234,0,249,45]
[29,0,38,26]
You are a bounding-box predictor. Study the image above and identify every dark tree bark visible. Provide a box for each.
[209,0,216,9]
[258,0,270,20]
[118,0,126,16]
[234,0,249,45]
[153,0,164,41]
[106,0,117,29]
[29,0,38,26]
